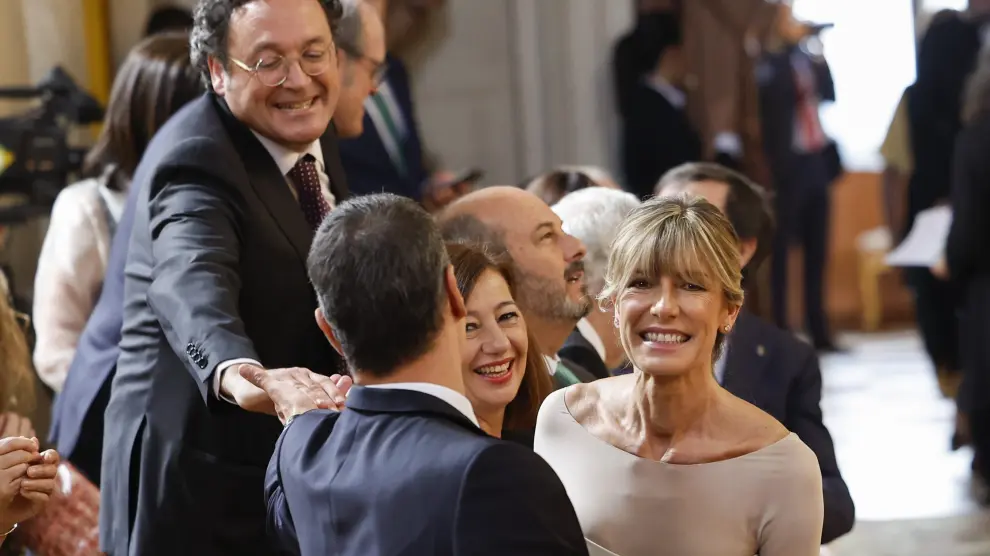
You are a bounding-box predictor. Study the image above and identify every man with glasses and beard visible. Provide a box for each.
[439,187,597,388]
[99,1,352,554]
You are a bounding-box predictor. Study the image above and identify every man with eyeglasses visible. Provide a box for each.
[99,1,354,555]
[332,0,387,137]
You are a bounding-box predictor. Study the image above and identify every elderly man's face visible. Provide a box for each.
[493,193,591,325]
[334,4,386,138]
[210,0,340,151]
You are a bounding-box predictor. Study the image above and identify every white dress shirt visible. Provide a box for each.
[544,354,560,376]
[363,382,480,427]
[212,134,333,402]
[575,318,607,364]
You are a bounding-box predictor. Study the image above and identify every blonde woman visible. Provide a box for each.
[534,195,823,555]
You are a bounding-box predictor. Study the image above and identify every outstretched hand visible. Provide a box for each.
[239,366,353,425]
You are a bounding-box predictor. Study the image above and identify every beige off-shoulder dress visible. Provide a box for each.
[534,388,824,556]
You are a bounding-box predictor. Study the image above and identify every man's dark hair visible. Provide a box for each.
[308,194,450,377]
[190,0,344,88]
[146,6,194,36]
[656,162,776,275]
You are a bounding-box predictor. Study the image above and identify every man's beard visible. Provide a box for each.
[514,262,591,323]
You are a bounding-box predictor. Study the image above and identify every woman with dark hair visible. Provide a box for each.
[447,242,554,446]
[523,166,620,208]
[31,32,204,393]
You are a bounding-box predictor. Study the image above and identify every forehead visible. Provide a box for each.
[361,5,386,58]
[497,195,561,237]
[229,0,331,53]
[468,269,513,304]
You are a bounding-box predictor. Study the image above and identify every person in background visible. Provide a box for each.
[0,272,61,551]
[447,241,555,448]
[906,9,979,398]
[551,187,641,379]
[144,5,193,36]
[330,0,387,138]
[656,162,855,545]
[33,33,203,396]
[258,193,588,555]
[619,11,702,199]
[942,42,990,501]
[757,3,841,351]
[98,0,352,553]
[439,187,597,389]
[523,166,620,208]
[534,195,824,556]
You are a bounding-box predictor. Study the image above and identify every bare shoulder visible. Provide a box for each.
[719,390,791,451]
[563,375,632,426]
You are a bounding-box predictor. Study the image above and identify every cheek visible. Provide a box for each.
[462,338,481,368]
[506,328,528,361]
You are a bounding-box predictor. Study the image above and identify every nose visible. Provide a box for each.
[282,58,311,88]
[562,232,587,263]
[649,280,680,318]
[482,325,511,354]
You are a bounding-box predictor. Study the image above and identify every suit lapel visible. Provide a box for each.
[212,94,336,263]
[320,122,349,202]
[721,311,771,406]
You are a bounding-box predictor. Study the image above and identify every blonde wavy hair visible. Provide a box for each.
[0,271,35,414]
[598,194,745,362]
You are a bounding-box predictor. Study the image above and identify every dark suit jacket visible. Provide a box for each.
[99,93,348,556]
[553,356,597,390]
[756,46,836,189]
[338,55,428,201]
[47,175,141,485]
[265,386,588,556]
[560,329,611,381]
[721,311,855,543]
[620,81,702,199]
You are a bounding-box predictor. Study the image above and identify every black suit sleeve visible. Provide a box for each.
[947,125,990,283]
[145,138,258,403]
[813,56,836,102]
[456,443,589,555]
[787,347,855,543]
[265,419,301,556]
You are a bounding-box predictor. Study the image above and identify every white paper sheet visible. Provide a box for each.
[885,206,953,267]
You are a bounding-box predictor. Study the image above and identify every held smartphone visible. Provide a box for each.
[438,168,484,191]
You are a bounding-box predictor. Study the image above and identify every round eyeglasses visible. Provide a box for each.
[230,50,333,87]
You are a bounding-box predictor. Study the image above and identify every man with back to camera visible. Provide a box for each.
[656,162,855,545]
[247,193,589,556]
[98,1,360,554]
[50,0,385,489]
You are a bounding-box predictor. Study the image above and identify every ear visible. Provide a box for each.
[207,55,227,96]
[738,238,758,269]
[444,265,467,320]
[722,301,742,334]
[314,307,344,357]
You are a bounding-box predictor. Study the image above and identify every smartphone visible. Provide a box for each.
[439,168,484,191]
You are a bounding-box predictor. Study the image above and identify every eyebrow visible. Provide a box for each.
[248,37,329,59]
[532,221,555,237]
[467,300,517,317]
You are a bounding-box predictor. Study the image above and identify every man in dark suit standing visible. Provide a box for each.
[255,193,588,556]
[51,0,385,489]
[756,16,841,350]
[656,162,855,545]
[98,1,355,554]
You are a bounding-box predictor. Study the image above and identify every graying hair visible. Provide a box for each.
[335,0,367,56]
[551,187,640,295]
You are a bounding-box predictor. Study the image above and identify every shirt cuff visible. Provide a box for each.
[214,358,263,404]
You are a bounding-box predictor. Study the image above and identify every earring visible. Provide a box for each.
[723,325,731,333]
[614,315,620,328]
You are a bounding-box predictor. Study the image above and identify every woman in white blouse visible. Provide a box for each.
[534,194,824,555]
[32,32,203,391]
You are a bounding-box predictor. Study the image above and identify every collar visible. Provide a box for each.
[544,354,560,376]
[576,318,607,363]
[251,130,325,177]
[644,74,686,109]
[362,382,479,427]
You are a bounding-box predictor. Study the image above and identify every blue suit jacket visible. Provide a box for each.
[337,55,428,200]
[47,177,140,484]
[265,386,588,556]
[722,311,855,543]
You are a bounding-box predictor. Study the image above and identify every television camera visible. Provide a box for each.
[0,66,104,225]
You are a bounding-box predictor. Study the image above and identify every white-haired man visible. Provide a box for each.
[551,186,641,378]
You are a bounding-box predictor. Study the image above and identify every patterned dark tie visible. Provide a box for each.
[287,154,331,229]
